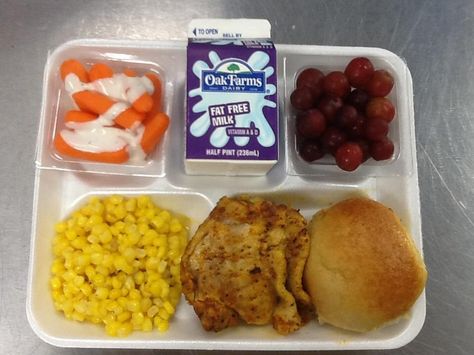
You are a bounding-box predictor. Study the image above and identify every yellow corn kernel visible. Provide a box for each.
[92,274,105,287]
[151,216,164,230]
[80,283,92,296]
[113,220,125,231]
[145,257,159,271]
[149,282,161,297]
[113,205,126,219]
[55,222,67,233]
[111,277,122,289]
[161,284,170,299]
[170,265,180,277]
[117,311,131,322]
[128,289,141,301]
[131,312,145,327]
[158,260,167,274]
[109,195,124,205]
[123,248,136,262]
[84,265,95,280]
[117,296,128,308]
[90,252,103,265]
[114,256,128,272]
[145,209,156,220]
[158,308,170,320]
[87,234,99,244]
[72,311,85,322]
[96,265,109,276]
[141,317,153,332]
[147,305,159,318]
[155,318,169,332]
[62,270,75,282]
[51,290,62,302]
[158,210,171,222]
[96,287,109,300]
[140,297,152,312]
[89,316,101,324]
[105,321,120,336]
[109,288,121,300]
[117,322,133,337]
[124,276,135,290]
[137,223,149,236]
[88,213,103,225]
[126,299,140,313]
[141,230,157,246]
[99,230,113,244]
[77,215,88,227]
[50,277,62,290]
[102,254,114,268]
[169,219,183,233]
[146,247,158,257]
[106,300,119,312]
[153,235,167,247]
[65,229,77,241]
[163,301,175,315]
[125,198,136,212]
[135,248,146,259]
[74,300,88,314]
[137,195,151,208]
[73,275,85,287]
[124,214,136,224]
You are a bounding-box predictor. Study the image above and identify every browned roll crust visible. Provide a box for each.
[303,197,427,332]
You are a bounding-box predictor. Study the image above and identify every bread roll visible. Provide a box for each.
[303,197,427,332]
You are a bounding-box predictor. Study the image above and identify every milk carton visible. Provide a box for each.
[185,19,278,175]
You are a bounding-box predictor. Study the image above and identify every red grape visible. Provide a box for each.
[366,69,394,97]
[347,89,370,111]
[335,142,363,171]
[347,114,366,138]
[317,95,343,122]
[370,137,394,160]
[321,127,347,155]
[296,68,324,100]
[354,139,370,162]
[366,97,395,122]
[335,105,358,129]
[344,57,374,88]
[290,87,314,110]
[297,109,326,138]
[323,71,350,98]
[365,119,389,141]
[299,140,324,162]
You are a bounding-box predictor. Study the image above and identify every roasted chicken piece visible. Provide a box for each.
[180,195,313,334]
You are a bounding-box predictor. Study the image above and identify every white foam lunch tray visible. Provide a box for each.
[27,39,425,350]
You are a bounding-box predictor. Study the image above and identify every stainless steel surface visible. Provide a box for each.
[0,0,472,353]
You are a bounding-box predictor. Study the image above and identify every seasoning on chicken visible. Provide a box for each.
[180,195,313,335]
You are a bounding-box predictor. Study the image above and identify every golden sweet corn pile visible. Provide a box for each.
[50,195,189,337]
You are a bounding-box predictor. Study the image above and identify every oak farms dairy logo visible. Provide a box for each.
[201,59,266,93]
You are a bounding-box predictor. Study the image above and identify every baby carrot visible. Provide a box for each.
[115,107,145,129]
[89,63,114,81]
[145,73,162,115]
[64,110,97,123]
[54,133,129,164]
[60,59,89,82]
[123,68,137,77]
[132,93,154,114]
[72,91,115,114]
[140,112,170,154]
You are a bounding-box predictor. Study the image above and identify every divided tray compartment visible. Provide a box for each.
[28,39,425,350]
